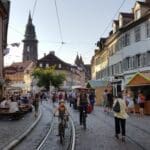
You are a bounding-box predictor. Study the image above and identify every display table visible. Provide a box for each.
[134,104,140,113]
[144,101,150,115]
[134,101,150,115]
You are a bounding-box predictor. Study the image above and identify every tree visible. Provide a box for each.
[51,73,66,89]
[32,67,66,91]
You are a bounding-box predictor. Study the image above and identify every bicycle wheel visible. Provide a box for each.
[83,112,86,130]
[59,123,65,144]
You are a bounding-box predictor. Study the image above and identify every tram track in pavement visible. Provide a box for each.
[91,110,149,150]
[101,111,150,136]
[36,102,76,150]
[12,103,52,150]
[13,101,75,150]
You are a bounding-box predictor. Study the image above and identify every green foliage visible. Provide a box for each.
[51,73,66,89]
[32,67,66,90]
[86,82,91,88]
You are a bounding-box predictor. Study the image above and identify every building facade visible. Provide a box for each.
[0,0,10,97]
[37,51,86,90]
[91,0,150,96]
[22,13,38,62]
[74,54,91,82]
[4,61,35,93]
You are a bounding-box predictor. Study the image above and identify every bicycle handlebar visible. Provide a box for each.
[54,114,70,117]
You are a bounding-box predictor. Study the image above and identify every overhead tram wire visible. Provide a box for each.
[54,0,64,45]
[100,0,127,37]
[9,25,24,36]
[8,0,39,40]
[32,0,38,19]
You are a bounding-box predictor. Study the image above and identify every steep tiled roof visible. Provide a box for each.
[38,52,71,70]
[137,1,150,7]
[87,80,108,88]
[113,20,119,25]
[11,61,32,69]
[5,61,33,73]
[120,12,134,18]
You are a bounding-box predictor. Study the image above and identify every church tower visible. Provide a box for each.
[75,54,80,66]
[22,12,38,62]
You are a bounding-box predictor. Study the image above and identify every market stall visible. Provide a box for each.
[87,80,109,106]
[126,72,150,115]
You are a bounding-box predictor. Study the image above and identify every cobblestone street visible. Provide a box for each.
[0,102,150,150]
[68,106,150,150]
[1,0,150,150]
[0,110,38,150]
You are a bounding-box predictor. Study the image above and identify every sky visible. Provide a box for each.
[5,0,141,66]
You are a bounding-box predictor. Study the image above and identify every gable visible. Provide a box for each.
[127,73,150,86]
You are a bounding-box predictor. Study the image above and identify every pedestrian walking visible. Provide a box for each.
[68,91,73,107]
[103,89,108,112]
[126,91,135,115]
[78,90,88,125]
[137,90,145,117]
[33,93,40,117]
[107,91,113,113]
[89,90,95,111]
[113,92,128,142]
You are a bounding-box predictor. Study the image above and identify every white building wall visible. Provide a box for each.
[109,20,150,66]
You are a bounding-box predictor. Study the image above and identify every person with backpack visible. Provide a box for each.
[78,90,88,125]
[113,92,128,142]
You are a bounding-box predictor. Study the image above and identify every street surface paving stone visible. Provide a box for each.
[14,101,72,150]
[68,106,150,150]
[40,117,71,150]
[40,102,72,150]
[0,110,37,150]
[14,102,52,150]
[1,101,150,150]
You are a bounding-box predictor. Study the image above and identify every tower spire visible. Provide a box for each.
[22,13,38,62]
[28,11,32,24]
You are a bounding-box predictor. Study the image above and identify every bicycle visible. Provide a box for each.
[82,110,86,130]
[80,105,87,130]
[54,114,69,144]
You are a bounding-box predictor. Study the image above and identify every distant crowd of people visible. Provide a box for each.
[0,87,147,143]
[0,92,42,118]
[103,89,146,117]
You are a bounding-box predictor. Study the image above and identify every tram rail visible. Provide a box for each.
[96,112,149,150]
[36,114,75,150]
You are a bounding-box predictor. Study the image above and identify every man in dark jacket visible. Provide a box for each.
[78,91,88,125]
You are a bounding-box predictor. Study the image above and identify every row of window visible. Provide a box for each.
[39,63,62,68]
[109,20,150,56]
[96,51,150,79]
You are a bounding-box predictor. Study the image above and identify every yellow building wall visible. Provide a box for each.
[95,87,106,106]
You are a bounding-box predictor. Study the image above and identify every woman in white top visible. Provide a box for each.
[113,92,128,142]
[8,97,19,113]
[126,91,135,115]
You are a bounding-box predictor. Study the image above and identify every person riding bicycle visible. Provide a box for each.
[78,90,88,125]
[54,100,69,135]
[54,99,69,119]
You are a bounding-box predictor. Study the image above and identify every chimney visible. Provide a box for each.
[44,53,46,57]
[49,51,55,55]
[131,8,134,14]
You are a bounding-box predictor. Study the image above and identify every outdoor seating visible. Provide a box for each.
[19,104,32,113]
[0,107,24,120]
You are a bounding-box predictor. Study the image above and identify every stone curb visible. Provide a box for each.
[3,109,42,150]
